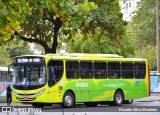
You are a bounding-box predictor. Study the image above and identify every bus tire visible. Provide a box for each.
[110,90,123,106]
[124,99,133,104]
[84,102,98,107]
[62,91,74,107]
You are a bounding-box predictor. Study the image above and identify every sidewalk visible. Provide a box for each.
[134,93,160,102]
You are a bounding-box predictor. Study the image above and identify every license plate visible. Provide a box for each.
[23,97,29,100]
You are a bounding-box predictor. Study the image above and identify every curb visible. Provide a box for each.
[134,100,160,102]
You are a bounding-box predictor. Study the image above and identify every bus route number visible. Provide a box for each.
[118,83,125,87]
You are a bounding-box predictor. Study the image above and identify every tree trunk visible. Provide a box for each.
[44,18,62,54]
[44,47,56,54]
[44,39,58,54]
[18,17,63,55]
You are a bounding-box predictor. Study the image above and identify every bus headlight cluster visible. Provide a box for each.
[34,89,46,96]
[12,89,46,97]
[12,92,19,97]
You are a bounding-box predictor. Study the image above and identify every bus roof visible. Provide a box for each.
[14,53,122,58]
[47,53,146,61]
[46,53,123,58]
[14,53,147,62]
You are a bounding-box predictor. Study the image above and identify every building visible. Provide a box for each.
[119,0,141,21]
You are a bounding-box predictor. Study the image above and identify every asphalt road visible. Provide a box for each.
[40,101,160,112]
[0,101,160,115]
[1,94,160,115]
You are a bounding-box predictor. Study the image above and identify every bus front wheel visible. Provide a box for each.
[62,91,74,107]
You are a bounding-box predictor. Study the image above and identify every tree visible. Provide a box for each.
[66,0,134,57]
[67,29,134,56]
[6,44,34,58]
[129,0,156,70]
[129,0,156,48]
[0,0,31,43]
[0,0,98,54]
[0,46,12,66]
[88,0,127,39]
[134,46,156,70]
[0,44,34,66]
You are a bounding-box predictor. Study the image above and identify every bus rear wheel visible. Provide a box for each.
[62,92,74,107]
[110,90,123,106]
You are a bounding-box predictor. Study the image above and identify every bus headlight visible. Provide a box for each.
[34,89,46,96]
[12,91,19,97]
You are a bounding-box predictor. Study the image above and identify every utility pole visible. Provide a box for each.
[156,0,160,73]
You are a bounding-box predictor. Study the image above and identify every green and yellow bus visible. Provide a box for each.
[9,53,150,107]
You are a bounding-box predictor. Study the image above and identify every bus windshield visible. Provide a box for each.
[12,65,46,86]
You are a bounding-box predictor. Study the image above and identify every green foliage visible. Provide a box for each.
[0,0,31,41]
[67,30,134,57]
[6,45,34,58]
[129,0,156,47]
[0,46,12,66]
[0,43,34,66]
[0,0,98,54]
[0,0,133,57]
[85,0,127,39]
[129,0,156,70]
[133,46,156,70]
[66,0,134,57]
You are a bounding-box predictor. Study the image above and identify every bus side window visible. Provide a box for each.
[94,62,107,79]
[80,61,93,79]
[49,67,56,81]
[108,62,120,79]
[48,60,63,87]
[121,62,134,79]
[134,62,146,79]
[66,61,79,79]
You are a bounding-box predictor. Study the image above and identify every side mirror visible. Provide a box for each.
[8,64,13,77]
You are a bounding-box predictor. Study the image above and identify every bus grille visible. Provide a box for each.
[16,97,36,101]
[16,93,35,96]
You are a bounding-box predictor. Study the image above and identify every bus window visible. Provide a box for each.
[134,62,146,79]
[80,61,93,79]
[94,62,107,79]
[108,62,120,79]
[12,65,46,86]
[48,60,63,87]
[66,61,79,79]
[18,66,25,82]
[121,62,134,79]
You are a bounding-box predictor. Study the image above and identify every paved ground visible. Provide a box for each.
[134,93,160,102]
[0,93,160,106]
